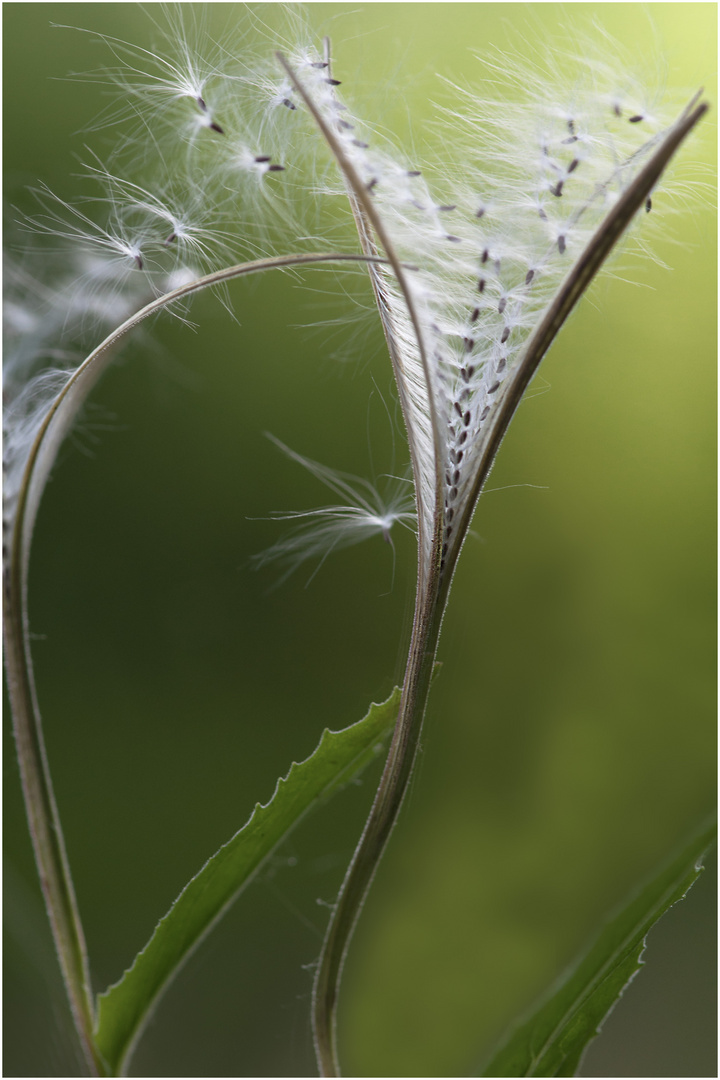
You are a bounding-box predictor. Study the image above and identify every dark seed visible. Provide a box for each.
[628,114,644,123]
[645,196,652,213]
[478,278,485,293]
[407,170,422,177]
[488,381,500,394]
[558,234,566,254]
[497,357,506,373]
[464,337,474,352]
[480,405,490,421]
[438,204,457,212]
[466,366,475,378]
[164,232,177,246]
[525,269,534,285]
[470,307,480,322]
[268,164,285,171]
[551,180,564,197]
[255,155,271,163]
[501,327,510,344]
[568,158,579,173]
[446,235,462,243]
[282,98,296,110]
[366,178,379,191]
[498,297,506,315]
[463,411,471,426]
[453,470,460,484]
[352,139,369,148]
[481,248,489,263]
[196,96,207,111]
[454,402,463,417]
[476,207,485,218]
[446,508,454,523]
[311,61,329,69]
[325,78,342,85]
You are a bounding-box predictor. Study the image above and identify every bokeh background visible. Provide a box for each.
[4,4,716,1077]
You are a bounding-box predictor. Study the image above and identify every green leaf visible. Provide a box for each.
[479,815,716,1077]
[94,687,400,1076]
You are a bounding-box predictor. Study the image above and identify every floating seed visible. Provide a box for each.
[478,278,486,293]
[488,381,500,394]
[454,401,463,417]
[255,155,271,163]
[325,77,342,85]
[438,204,457,212]
[498,297,506,315]
[470,307,480,323]
[525,269,534,285]
[480,405,490,421]
[268,164,285,172]
[464,337,474,352]
[557,234,566,254]
[645,196,652,213]
[568,158,580,173]
[407,169,422,177]
[501,326,510,344]
[628,114,644,123]
[463,410,471,426]
[551,180,564,197]
[446,235,462,243]
[282,98,296,110]
[209,121,225,134]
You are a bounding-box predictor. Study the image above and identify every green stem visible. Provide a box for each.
[312,549,449,1076]
[3,566,104,1076]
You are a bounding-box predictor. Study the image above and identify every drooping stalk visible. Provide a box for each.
[3,250,393,1077]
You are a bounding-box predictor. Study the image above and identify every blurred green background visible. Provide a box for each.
[3,4,715,1077]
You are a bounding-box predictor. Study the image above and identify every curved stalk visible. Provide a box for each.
[3,249,392,1078]
[312,538,450,1076]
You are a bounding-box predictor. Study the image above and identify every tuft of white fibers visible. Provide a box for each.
[251,435,416,586]
[277,30,701,581]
